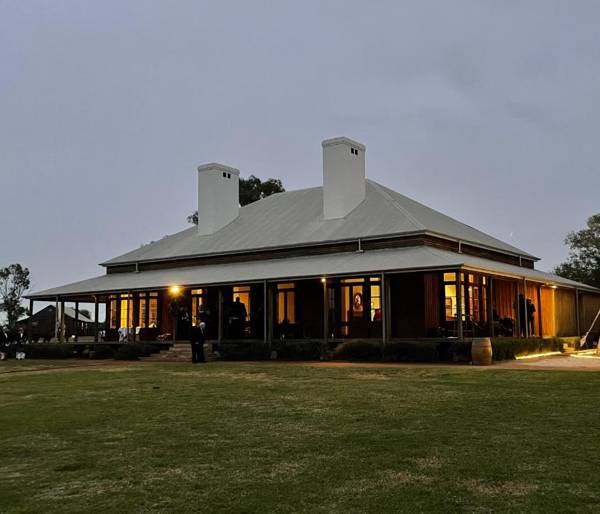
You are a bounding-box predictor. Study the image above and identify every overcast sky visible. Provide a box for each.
[2,0,600,298]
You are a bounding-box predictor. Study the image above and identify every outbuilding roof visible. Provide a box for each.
[28,246,597,300]
[102,180,536,266]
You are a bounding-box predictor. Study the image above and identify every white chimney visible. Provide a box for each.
[322,136,366,219]
[196,163,240,235]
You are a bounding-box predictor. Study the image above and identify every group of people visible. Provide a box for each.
[518,294,537,336]
[0,326,29,360]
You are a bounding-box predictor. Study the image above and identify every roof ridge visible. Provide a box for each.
[367,180,426,231]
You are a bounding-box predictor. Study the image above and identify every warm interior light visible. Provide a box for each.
[321,277,326,283]
[169,285,181,296]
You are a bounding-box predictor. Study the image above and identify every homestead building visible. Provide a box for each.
[27,137,600,346]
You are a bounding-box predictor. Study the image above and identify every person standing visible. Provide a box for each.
[190,321,206,363]
[526,299,536,336]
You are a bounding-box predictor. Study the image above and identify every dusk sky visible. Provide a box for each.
[2,1,600,299]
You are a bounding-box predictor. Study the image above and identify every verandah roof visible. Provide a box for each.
[27,247,598,301]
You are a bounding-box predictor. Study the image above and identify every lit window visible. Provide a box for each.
[233,286,251,321]
[277,283,296,324]
[443,272,456,282]
[370,284,381,321]
[341,278,365,283]
[191,289,206,327]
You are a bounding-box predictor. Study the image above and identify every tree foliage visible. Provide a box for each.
[188,175,285,225]
[554,213,600,288]
[0,264,31,329]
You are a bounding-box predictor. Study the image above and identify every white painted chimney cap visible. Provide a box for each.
[321,137,366,152]
[197,162,240,176]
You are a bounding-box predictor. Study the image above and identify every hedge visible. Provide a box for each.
[333,340,451,363]
[216,343,269,361]
[273,340,323,360]
[490,337,564,361]
[18,344,75,359]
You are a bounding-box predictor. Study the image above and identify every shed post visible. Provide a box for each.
[27,299,34,342]
[74,301,79,343]
[456,271,463,341]
[94,297,99,343]
[575,288,581,337]
[537,284,543,337]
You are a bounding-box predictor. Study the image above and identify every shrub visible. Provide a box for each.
[90,345,115,360]
[491,337,564,361]
[21,343,75,359]
[217,343,268,361]
[113,344,146,361]
[333,340,383,362]
[384,341,440,362]
[449,341,472,362]
[274,340,323,360]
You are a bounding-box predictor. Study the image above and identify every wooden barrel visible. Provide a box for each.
[471,337,493,366]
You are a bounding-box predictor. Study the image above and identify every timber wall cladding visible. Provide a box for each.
[423,272,440,330]
[540,287,556,337]
[580,294,600,333]
[493,279,516,320]
[526,283,541,336]
[555,289,577,336]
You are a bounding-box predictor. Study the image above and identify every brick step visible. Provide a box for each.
[143,342,216,362]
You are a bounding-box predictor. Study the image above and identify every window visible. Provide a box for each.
[444,284,457,321]
[119,294,133,328]
[191,288,206,327]
[370,283,381,321]
[137,292,159,329]
[233,286,251,321]
[109,295,117,329]
[277,283,296,324]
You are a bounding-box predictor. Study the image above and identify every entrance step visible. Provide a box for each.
[143,342,216,362]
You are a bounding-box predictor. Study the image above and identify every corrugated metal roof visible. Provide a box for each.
[29,247,597,300]
[102,180,535,266]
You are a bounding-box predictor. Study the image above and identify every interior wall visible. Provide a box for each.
[556,289,577,336]
[580,293,600,335]
[493,279,516,320]
[526,283,541,336]
[390,273,425,338]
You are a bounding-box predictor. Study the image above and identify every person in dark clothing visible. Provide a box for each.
[177,306,191,341]
[526,299,536,336]
[518,294,527,337]
[190,321,206,363]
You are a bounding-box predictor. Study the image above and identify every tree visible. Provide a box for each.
[0,264,31,329]
[187,175,285,225]
[554,213,600,288]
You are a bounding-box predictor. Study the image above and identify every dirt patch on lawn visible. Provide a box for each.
[461,479,538,497]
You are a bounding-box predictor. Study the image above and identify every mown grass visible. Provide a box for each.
[1,361,600,513]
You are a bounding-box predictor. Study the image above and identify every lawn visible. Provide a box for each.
[1,361,600,513]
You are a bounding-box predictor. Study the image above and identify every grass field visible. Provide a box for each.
[2,361,600,513]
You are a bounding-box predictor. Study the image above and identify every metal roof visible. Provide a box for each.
[29,246,597,300]
[102,180,536,266]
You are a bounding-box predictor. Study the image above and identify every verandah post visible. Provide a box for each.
[488,277,494,337]
[263,281,267,345]
[456,271,463,341]
[93,296,99,343]
[523,278,529,338]
[322,277,328,344]
[217,287,223,344]
[74,301,79,343]
[28,299,34,343]
[60,300,65,342]
[575,288,581,337]
[54,297,59,342]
